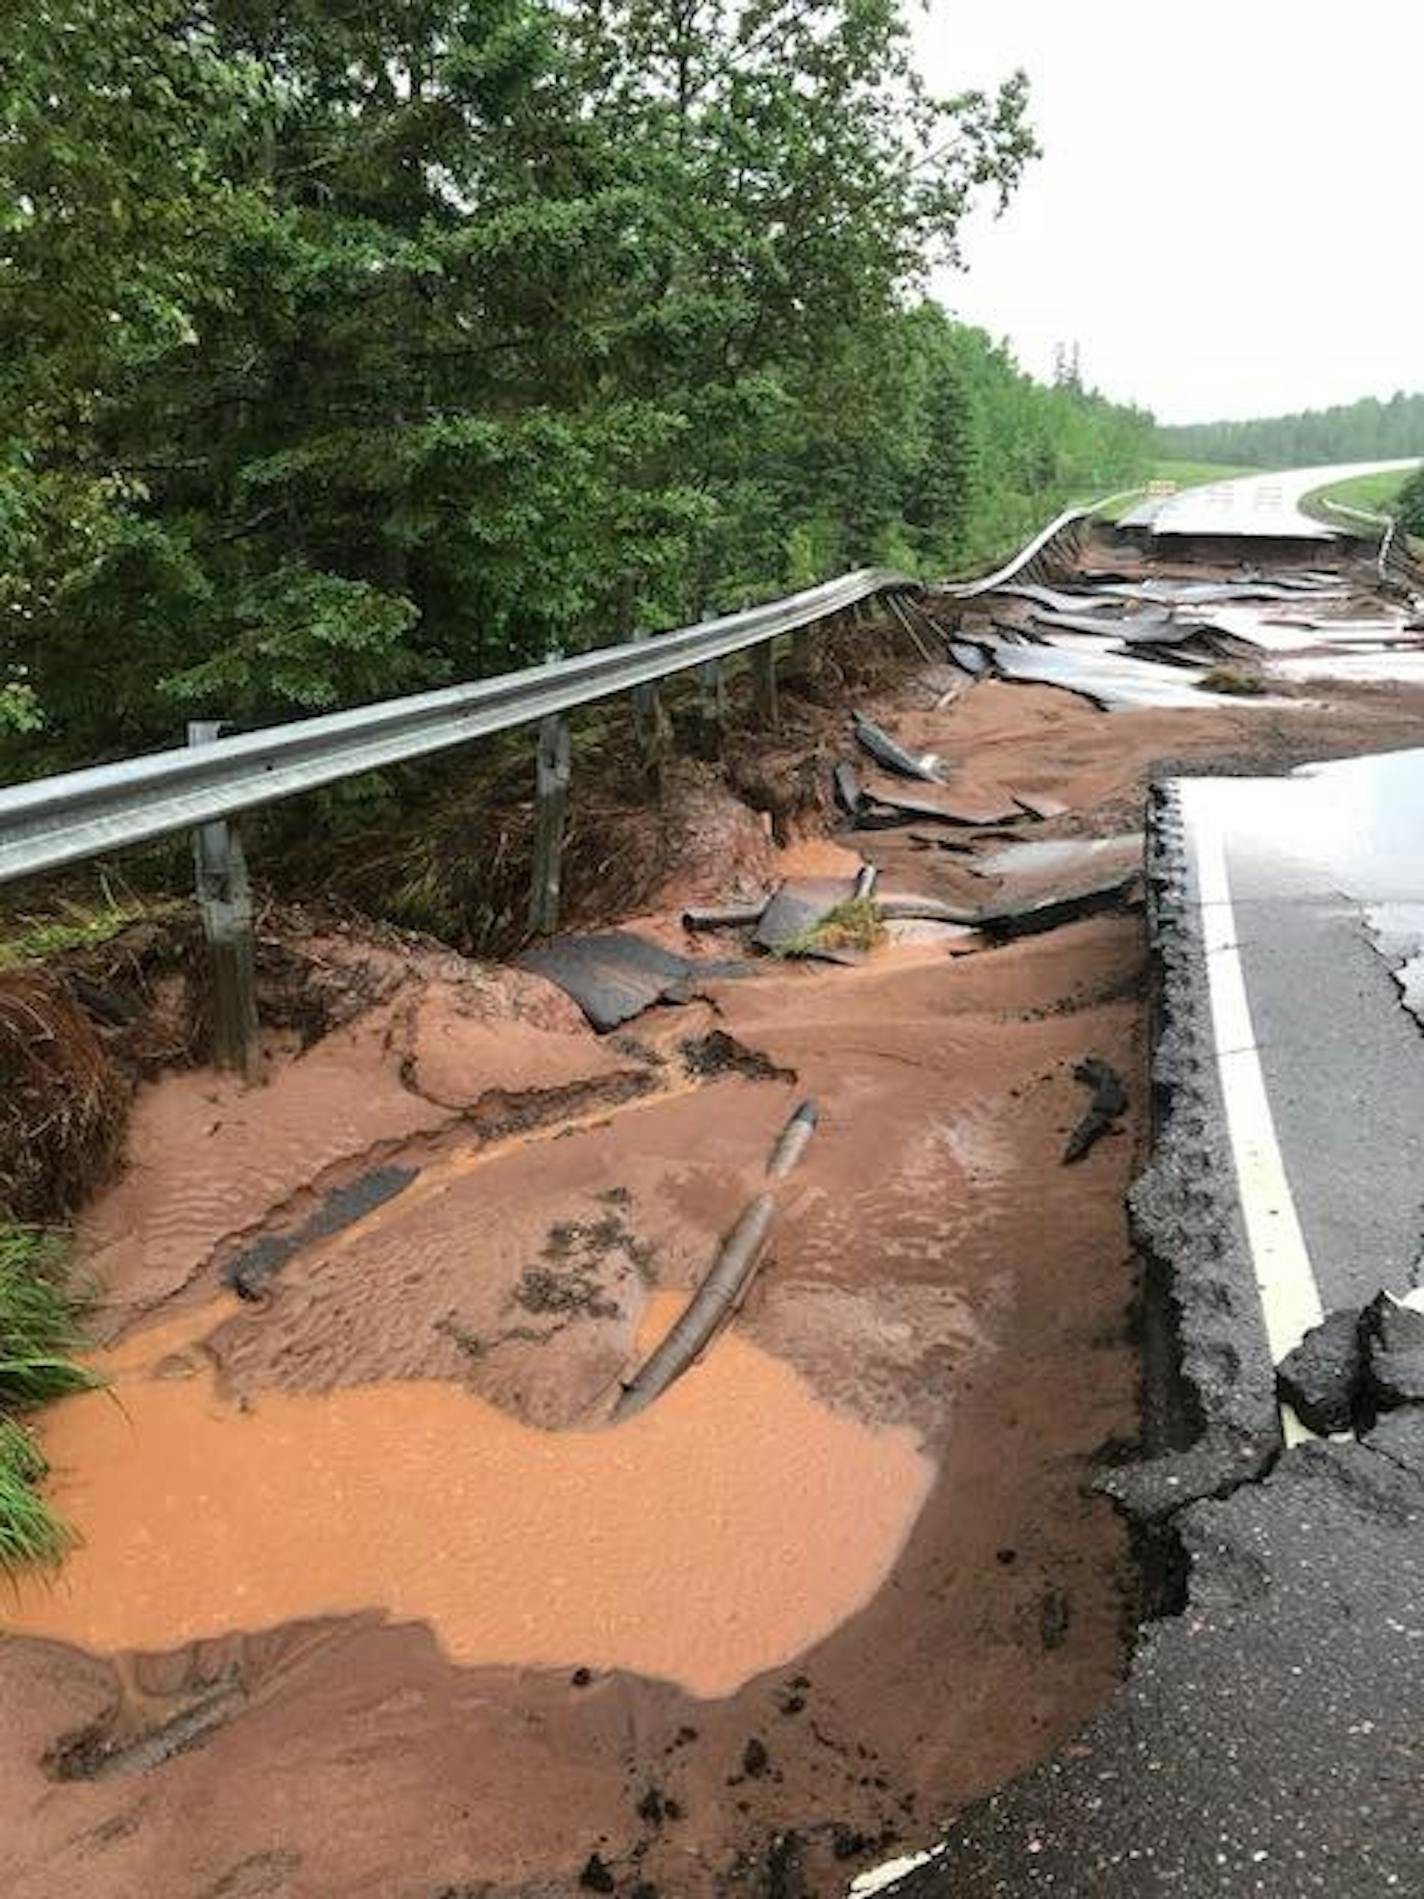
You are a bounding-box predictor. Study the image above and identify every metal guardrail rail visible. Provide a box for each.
[933,497,1135,599]
[0,567,908,885]
[0,495,1127,888]
[1319,501,1423,593]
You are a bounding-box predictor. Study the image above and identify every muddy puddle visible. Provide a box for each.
[5,1295,932,1699]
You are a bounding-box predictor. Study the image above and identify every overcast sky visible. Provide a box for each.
[915,1,1422,423]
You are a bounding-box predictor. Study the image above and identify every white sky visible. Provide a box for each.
[915,0,1423,422]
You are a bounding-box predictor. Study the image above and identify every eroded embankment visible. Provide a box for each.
[9,543,1424,1899]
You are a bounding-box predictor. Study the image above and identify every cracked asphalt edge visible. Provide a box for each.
[1107,779,1283,1519]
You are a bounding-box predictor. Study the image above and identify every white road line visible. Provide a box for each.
[1182,786,1324,1442]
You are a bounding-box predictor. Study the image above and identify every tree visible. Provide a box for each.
[2,0,1154,784]
[1397,466,1424,537]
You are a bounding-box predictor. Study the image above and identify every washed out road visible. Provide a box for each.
[1120,457,1421,539]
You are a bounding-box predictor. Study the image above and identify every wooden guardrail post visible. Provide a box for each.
[528,713,571,936]
[751,637,779,731]
[188,720,258,1077]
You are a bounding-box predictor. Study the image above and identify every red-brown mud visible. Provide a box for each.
[7,637,1424,1899]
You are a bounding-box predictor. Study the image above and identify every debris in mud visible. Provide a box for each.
[226,1163,418,1299]
[834,760,865,817]
[988,640,1254,712]
[515,1265,620,1321]
[514,1197,655,1325]
[680,1030,795,1084]
[742,1737,771,1778]
[975,873,1141,941]
[47,1677,244,1782]
[1277,1309,1363,1434]
[874,894,977,926]
[852,712,947,784]
[1197,664,1268,697]
[754,877,867,962]
[1012,790,1069,820]
[579,1851,617,1892]
[1062,1056,1129,1162]
[519,931,749,1031]
[855,780,1025,828]
[1038,1588,1072,1651]
[613,1099,819,1421]
[683,900,769,931]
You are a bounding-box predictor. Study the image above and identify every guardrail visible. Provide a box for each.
[0,566,909,887]
[1319,500,1423,593]
[935,495,1138,599]
[0,498,1120,1063]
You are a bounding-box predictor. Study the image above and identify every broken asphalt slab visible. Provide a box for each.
[753,876,866,963]
[519,931,751,1031]
[851,712,947,783]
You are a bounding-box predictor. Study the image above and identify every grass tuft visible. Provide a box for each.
[778,895,886,957]
[1199,665,1268,697]
[0,895,186,972]
[0,1420,74,1568]
[0,1226,92,1572]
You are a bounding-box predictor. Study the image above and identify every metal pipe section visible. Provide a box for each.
[612,1097,819,1422]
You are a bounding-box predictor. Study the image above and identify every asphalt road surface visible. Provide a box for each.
[870,748,1424,1899]
[1120,459,1422,539]
[1178,752,1424,1355]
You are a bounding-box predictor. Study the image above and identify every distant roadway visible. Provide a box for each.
[1120,457,1421,539]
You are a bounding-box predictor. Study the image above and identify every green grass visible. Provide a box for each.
[777,894,886,957]
[1199,665,1268,697]
[1298,467,1418,531]
[0,1226,94,1572]
[0,1419,73,1568]
[0,893,186,971]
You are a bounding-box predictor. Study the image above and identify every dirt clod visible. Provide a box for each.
[579,1852,616,1892]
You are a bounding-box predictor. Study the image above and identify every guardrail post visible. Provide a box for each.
[188,720,258,1078]
[528,713,571,936]
[751,638,779,731]
[697,657,727,756]
[631,627,672,784]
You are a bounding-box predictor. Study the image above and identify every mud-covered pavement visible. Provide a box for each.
[6,533,1424,1899]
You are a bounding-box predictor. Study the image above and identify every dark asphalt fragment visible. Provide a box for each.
[975,872,1140,942]
[1276,1308,1363,1433]
[1061,1056,1128,1162]
[754,877,864,963]
[1361,1292,1424,1410]
[834,760,864,817]
[519,932,748,1031]
[227,1164,418,1299]
[578,1853,616,1893]
[851,712,947,783]
[947,641,994,677]
[682,901,768,931]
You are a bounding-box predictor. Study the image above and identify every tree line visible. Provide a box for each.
[1158,391,1424,471]
[2,0,1154,778]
